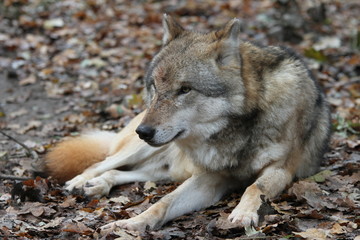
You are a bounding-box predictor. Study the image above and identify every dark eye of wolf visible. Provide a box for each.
[178,86,191,95]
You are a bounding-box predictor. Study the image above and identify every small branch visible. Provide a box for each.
[0,130,39,161]
[0,174,31,181]
[235,236,277,240]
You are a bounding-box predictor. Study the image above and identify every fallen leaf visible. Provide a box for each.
[304,48,328,62]
[215,212,239,230]
[151,227,187,239]
[0,151,9,161]
[330,222,345,235]
[80,58,107,68]
[16,202,56,217]
[245,225,261,237]
[19,74,36,86]
[59,197,77,208]
[0,193,12,202]
[307,170,334,183]
[125,94,144,109]
[144,181,156,192]
[102,227,141,239]
[346,139,360,149]
[313,37,341,51]
[109,196,131,205]
[30,207,45,217]
[62,221,93,235]
[64,113,85,124]
[289,181,325,210]
[43,18,64,29]
[18,120,42,134]
[41,217,65,229]
[9,108,28,119]
[294,228,329,240]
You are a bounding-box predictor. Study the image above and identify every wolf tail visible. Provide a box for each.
[44,131,116,183]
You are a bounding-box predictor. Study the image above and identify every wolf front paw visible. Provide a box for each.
[228,209,259,227]
[64,172,95,192]
[101,218,148,233]
[65,175,88,192]
[83,177,111,198]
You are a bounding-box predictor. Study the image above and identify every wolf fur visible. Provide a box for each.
[44,15,330,231]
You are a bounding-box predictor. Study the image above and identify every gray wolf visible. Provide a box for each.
[45,14,330,231]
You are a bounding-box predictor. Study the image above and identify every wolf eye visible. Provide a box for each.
[178,86,191,95]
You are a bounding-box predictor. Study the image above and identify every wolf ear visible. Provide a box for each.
[162,14,184,46]
[215,19,241,66]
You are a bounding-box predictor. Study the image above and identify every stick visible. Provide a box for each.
[0,174,31,181]
[0,130,39,161]
[235,236,278,240]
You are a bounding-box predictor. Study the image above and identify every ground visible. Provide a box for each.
[0,0,359,239]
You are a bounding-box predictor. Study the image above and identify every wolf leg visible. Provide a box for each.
[65,141,164,192]
[228,166,293,227]
[101,172,230,232]
[83,169,164,198]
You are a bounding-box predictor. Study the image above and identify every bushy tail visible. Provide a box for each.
[44,131,116,183]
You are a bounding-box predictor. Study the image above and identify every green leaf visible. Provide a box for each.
[304,48,328,62]
[307,170,334,183]
[244,225,260,236]
[126,94,143,109]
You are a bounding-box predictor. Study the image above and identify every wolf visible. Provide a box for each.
[44,14,330,232]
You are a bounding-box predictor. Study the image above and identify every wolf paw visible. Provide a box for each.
[83,177,111,198]
[228,209,259,227]
[65,172,95,192]
[101,218,148,233]
[65,175,87,192]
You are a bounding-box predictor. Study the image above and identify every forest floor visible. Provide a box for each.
[0,0,359,239]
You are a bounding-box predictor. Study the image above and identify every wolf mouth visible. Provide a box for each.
[147,130,185,147]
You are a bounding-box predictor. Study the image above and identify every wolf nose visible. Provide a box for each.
[136,124,156,141]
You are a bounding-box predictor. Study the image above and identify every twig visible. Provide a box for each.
[0,174,31,181]
[234,236,278,240]
[0,130,39,161]
[325,77,360,90]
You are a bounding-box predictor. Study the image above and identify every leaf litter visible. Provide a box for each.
[0,0,359,239]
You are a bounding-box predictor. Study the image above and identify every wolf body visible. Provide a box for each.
[45,15,330,231]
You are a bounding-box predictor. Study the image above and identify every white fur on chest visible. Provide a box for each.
[178,140,240,171]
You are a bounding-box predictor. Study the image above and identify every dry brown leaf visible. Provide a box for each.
[9,108,28,119]
[18,120,42,134]
[19,74,36,86]
[109,196,131,205]
[30,207,45,217]
[43,18,64,29]
[289,181,325,210]
[330,222,346,235]
[346,139,360,149]
[59,197,77,208]
[294,228,329,240]
[215,212,239,230]
[62,221,93,234]
[41,217,65,229]
[144,181,156,192]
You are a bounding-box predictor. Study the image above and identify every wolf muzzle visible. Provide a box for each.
[136,124,156,141]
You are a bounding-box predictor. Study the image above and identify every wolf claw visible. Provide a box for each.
[228,210,259,227]
[101,219,148,233]
[83,177,111,197]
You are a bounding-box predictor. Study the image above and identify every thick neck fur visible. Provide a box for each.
[174,43,289,173]
[176,109,261,175]
[238,42,290,112]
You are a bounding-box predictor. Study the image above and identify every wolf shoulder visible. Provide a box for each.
[239,42,325,107]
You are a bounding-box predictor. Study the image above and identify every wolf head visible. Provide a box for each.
[136,15,245,147]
